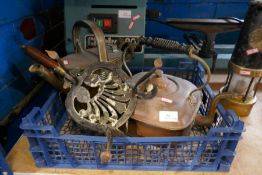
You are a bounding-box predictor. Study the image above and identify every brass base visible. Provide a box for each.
[220,96,257,117]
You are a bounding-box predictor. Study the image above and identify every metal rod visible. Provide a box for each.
[224,61,234,92]
[242,77,254,102]
[0,81,45,126]
[253,77,262,97]
[226,72,233,91]
[206,33,217,73]
[224,65,232,90]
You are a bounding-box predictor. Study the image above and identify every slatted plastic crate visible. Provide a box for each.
[20,61,244,172]
[0,145,12,175]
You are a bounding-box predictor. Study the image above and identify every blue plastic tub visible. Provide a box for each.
[20,61,244,172]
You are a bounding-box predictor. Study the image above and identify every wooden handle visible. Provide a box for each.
[23,45,60,69]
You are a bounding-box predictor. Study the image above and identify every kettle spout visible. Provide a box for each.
[195,92,237,126]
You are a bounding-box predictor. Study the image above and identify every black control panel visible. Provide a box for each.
[88,14,118,34]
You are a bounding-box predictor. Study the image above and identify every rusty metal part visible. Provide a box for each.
[29,64,65,91]
[195,92,236,126]
[131,59,202,137]
[72,20,108,62]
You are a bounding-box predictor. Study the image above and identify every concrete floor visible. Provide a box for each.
[5,92,262,175]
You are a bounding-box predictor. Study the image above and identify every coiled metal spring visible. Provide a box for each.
[139,37,191,54]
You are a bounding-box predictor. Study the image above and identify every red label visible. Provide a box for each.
[63,60,69,65]
[132,14,141,21]
[240,70,251,76]
[128,21,134,30]
[161,97,173,104]
[246,48,259,56]
[128,14,141,30]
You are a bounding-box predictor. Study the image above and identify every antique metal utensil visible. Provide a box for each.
[64,20,137,163]
[131,58,202,136]
[24,20,138,163]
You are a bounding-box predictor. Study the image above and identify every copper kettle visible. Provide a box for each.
[131,58,202,137]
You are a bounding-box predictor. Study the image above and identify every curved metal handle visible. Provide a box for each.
[132,58,162,99]
[72,20,108,62]
[133,67,158,99]
[188,47,211,102]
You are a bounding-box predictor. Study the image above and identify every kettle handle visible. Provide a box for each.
[131,58,162,99]
[72,20,108,62]
[132,67,158,99]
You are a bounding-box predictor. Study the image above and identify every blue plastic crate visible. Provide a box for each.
[20,61,244,172]
[0,145,12,175]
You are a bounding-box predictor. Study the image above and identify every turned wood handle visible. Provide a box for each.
[23,45,60,69]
